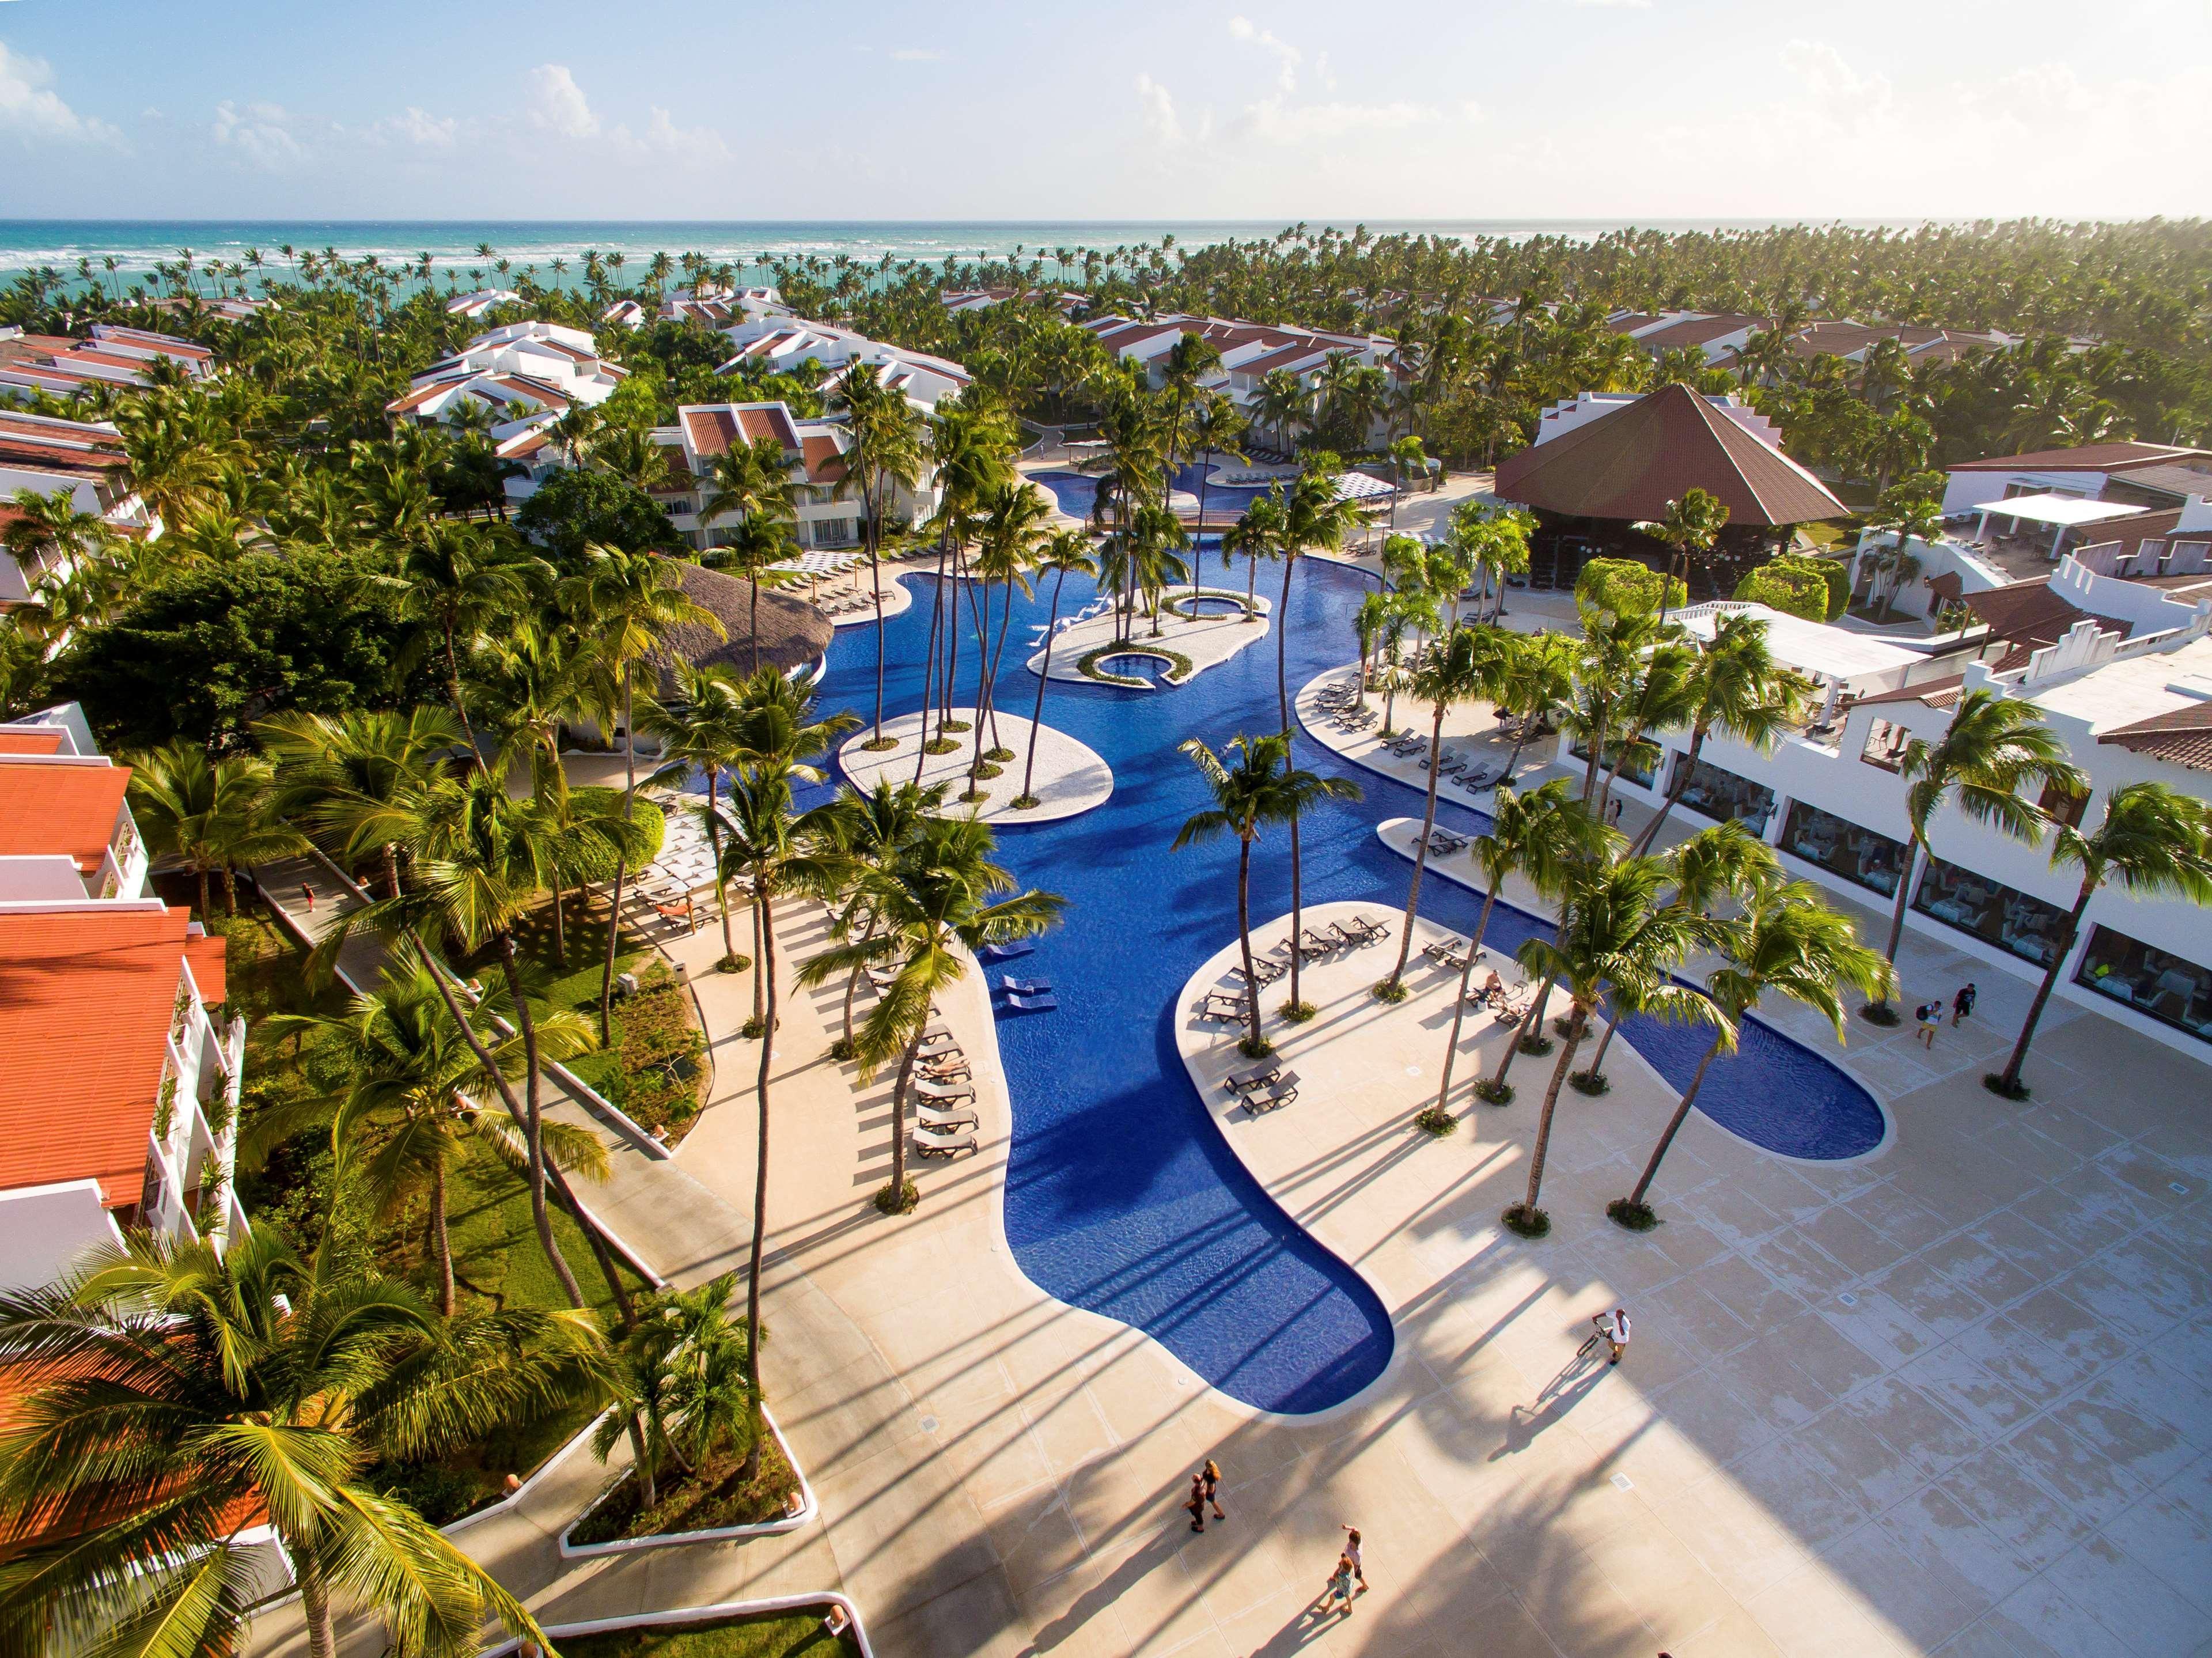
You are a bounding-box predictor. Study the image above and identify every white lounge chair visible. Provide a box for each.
[914,1124,976,1159]
[916,1100,979,1132]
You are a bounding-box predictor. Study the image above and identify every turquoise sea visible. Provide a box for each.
[0,218,1914,281]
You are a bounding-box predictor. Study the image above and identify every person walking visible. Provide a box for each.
[1340,1524,1368,1593]
[1201,1459,1226,1521]
[1916,1000,1942,1048]
[1323,1551,1358,1617]
[1183,1474,1207,1534]
[300,881,316,914]
[1951,982,1978,1027]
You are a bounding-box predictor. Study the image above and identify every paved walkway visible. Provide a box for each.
[248,724,2212,1656]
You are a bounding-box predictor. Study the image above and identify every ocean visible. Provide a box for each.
[0,218,1914,282]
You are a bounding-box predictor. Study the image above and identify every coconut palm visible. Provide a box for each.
[3,486,115,593]
[1222,487,1285,614]
[1432,781,1603,1118]
[1613,879,1889,1225]
[796,815,1062,1212]
[1501,853,1721,1236]
[824,779,951,1048]
[387,520,547,758]
[1593,637,1700,817]
[1016,529,1099,809]
[1861,487,1943,619]
[1174,734,1361,1054]
[964,479,1050,782]
[589,1273,753,1508]
[1560,607,1675,805]
[1184,391,1247,598]
[1993,782,2212,1096]
[1491,628,1576,782]
[253,959,604,1315]
[259,707,467,900]
[703,512,804,676]
[0,1231,599,1658]
[1872,688,2081,1012]
[1639,488,1729,616]
[126,741,302,919]
[836,361,926,744]
[1252,367,1310,454]
[638,663,753,969]
[1377,624,1509,997]
[1630,612,1808,853]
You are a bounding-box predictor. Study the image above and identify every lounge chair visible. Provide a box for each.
[999,977,1052,996]
[1460,766,1501,789]
[919,1055,971,1082]
[915,1074,976,1104]
[1243,1073,1301,1114]
[914,1124,976,1159]
[1228,957,1284,986]
[1298,929,1339,960]
[1223,1061,1282,1096]
[1199,990,1253,1021]
[916,1100,979,1133]
[977,939,1034,963]
[1325,921,1369,948]
[916,1025,959,1052]
[1343,914,1391,943]
[1422,936,1466,963]
[1001,990,1059,1013]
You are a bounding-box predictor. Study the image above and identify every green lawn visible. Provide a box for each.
[560,1610,858,1658]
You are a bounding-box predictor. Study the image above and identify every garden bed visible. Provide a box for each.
[564,1413,809,1553]
[504,1603,865,1658]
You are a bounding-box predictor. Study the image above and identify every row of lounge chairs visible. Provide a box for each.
[910,1024,979,1159]
[1425,830,1469,856]
[1221,1059,1301,1115]
[820,591,880,617]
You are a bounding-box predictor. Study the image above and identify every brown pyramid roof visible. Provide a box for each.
[1494,383,1847,528]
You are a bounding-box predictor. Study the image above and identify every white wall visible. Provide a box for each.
[1941,468,2106,515]
[0,1180,124,1292]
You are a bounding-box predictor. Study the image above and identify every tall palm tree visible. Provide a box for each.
[1630,612,1808,853]
[1377,623,1508,997]
[1641,488,1729,616]
[1251,367,1310,455]
[1501,853,1719,1236]
[126,742,302,919]
[254,959,604,1315]
[638,663,753,969]
[824,779,950,1050]
[836,361,926,746]
[1222,487,1285,614]
[1432,782,1603,1118]
[797,815,1062,1212]
[704,513,803,676]
[1184,392,1247,595]
[560,545,722,1037]
[1014,529,1100,810]
[1993,782,2212,1096]
[1174,734,1360,1054]
[260,707,467,900]
[1870,688,2080,1015]
[1593,638,1700,817]
[0,1232,599,1658]
[3,485,114,592]
[1613,879,1888,1225]
[387,521,547,759]
[1491,629,1576,782]
[964,479,1050,784]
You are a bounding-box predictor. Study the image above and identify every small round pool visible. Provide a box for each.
[1094,652,1173,684]
[1176,595,1247,619]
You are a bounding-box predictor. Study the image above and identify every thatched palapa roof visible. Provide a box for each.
[644,558,833,690]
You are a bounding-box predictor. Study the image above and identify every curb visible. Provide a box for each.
[478,1595,873,1658]
[556,1403,817,1558]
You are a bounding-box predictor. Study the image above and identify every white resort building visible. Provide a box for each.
[715,314,972,414]
[0,323,217,400]
[646,402,938,553]
[0,409,162,614]
[1083,312,1402,444]
[1600,568,2212,1055]
[0,703,247,1295]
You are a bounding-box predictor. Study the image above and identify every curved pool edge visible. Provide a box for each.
[1157,903,1407,1422]
[1370,816,1897,1168]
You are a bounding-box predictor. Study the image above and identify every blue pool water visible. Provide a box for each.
[1033,463,1274,524]
[1093,652,1173,684]
[813,558,1887,1413]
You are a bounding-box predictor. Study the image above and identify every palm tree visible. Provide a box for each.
[836,361,926,746]
[638,663,753,970]
[1613,879,1888,1225]
[1593,638,1700,817]
[255,959,605,1315]
[1491,629,1576,782]
[1377,624,1508,997]
[704,513,804,676]
[964,479,1050,785]
[260,707,467,900]
[824,779,950,1050]
[1630,612,1808,853]
[1251,367,1310,455]
[1174,734,1360,1054]
[1222,487,1285,614]
[1640,488,1729,615]
[3,485,114,592]
[589,1273,752,1509]
[1184,392,1247,585]
[0,1232,599,1658]
[797,815,1062,1212]
[1014,529,1100,809]
[1870,688,2081,1015]
[126,742,301,919]
[1501,853,1719,1236]
[1432,781,1604,1118]
[388,521,547,758]
[1861,487,1943,619]
[559,546,721,1036]
[1993,783,2212,1097]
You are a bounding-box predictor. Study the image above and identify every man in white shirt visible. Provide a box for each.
[1595,1307,1631,1366]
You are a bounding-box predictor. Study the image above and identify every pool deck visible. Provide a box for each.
[1026,589,1272,686]
[835,708,1111,823]
[819,567,915,628]
[1295,660,1561,802]
[256,762,2212,1657]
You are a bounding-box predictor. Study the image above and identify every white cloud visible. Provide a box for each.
[622,106,730,165]
[1565,0,1652,9]
[1238,97,1440,143]
[0,41,123,146]
[375,106,459,149]
[1782,39,1891,107]
[891,47,946,62]
[1228,17,1302,92]
[1135,72,1184,147]
[528,64,599,138]
[211,100,308,169]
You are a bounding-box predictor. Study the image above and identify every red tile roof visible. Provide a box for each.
[0,730,66,755]
[0,761,128,872]
[801,433,849,485]
[2099,704,2212,773]
[0,905,216,1206]
[1951,444,2210,474]
[1494,383,1847,527]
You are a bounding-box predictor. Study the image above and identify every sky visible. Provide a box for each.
[2,0,2208,222]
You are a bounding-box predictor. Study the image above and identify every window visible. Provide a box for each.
[1912,856,2071,965]
[1670,755,1775,835]
[1781,800,1908,896]
[1567,735,1657,789]
[2077,927,2212,1043]
[1860,717,1914,773]
[2039,778,2089,830]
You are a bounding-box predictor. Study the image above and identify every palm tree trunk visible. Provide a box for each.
[750,889,765,1029]
[1193,457,1211,605]
[384,843,403,902]
[914,542,948,782]
[963,573,994,790]
[748,578,762,675]
[867,474,888,743]
[1514,1008,1587,1218]
[1487,969,1559,1093]
[1434,879,1504,1112]
[222,865,240,917]
[1385,703,1448,991]
[942,547,964,734]
[888,1035,920,1199]
[431,1154,454,1317]
[627,1414,658,1508]
[986,578,1020,752]
[196,865,212,923]
[1236,839,1263,1052]
[549,878,566,966]
[1275,550,1305,1012]
[600,671,635,1047]
[1998,885,2092,1093]
[444,620,486,774]
[1632,725,1707,856]
[494,933,589,1312]
[1019,566,1069,802]
[1582,1005,1622,1081]
[297,1555,338,1658]
[741,888,776,1482]
[1876,838,1923,1004]
[1580,716,1607,802]
[706,769,737,965]
[1626,1029,1722,1208]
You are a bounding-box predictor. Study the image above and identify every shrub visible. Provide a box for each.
[1414,1106,1459,1138]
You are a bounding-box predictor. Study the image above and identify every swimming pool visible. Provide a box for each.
[1032,464,1274,524]
[812,557,1887,1413]
[1090,651,1175,685]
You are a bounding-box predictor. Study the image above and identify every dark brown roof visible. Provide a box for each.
[1850,673,1966,710]
[1493,383,1846,527]
[2099,704,2212,773]
[1961,577,2126,650]
[1951,443,2210,474]
[643,558,833,689]
[2112,463,2212,501]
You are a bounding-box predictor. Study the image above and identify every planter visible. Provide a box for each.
[558,1405,817,1558]
[477,1596,874,1658]
[1075,643,1193,688]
